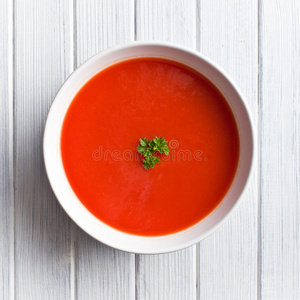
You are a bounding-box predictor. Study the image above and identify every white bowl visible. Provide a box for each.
[43,41,255,254]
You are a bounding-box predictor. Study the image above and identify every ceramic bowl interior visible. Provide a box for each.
[43,42,255,254]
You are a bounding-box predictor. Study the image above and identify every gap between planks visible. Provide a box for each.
[257,0,262,298]
[9,0,15,298]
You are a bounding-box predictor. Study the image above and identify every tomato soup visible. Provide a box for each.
[61,58,239,236]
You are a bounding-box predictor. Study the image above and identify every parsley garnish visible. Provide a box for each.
[137,137,170,170]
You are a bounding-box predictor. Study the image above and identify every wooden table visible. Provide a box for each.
[1,0,299,299]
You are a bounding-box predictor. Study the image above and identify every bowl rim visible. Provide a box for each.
[43,41,256,254]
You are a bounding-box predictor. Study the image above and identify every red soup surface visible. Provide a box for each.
[61,58,239,236]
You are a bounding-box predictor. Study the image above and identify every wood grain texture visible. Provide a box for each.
[75,0,135,65]
[0,0,13,299]
[197,1,258,299]
[75,1,135,299]
[259,0,300,299]
[14,0,73,299]
[135,1,197,299]
[136,248,196,300]
[136,0,196,48]
[76,229,135,300]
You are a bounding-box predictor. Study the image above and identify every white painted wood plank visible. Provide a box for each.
[136,248,196,300]
[75,1,135,299]
[136,0,196,48]
[135,1,197,299]
[14,1,73,299]
[76,230,135,300]
[260,1,300,299]
[0,1,13,299]
[197,1,258,299]
[76,0,135,65]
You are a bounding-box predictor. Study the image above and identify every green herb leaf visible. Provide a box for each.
[137,137,170,170]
